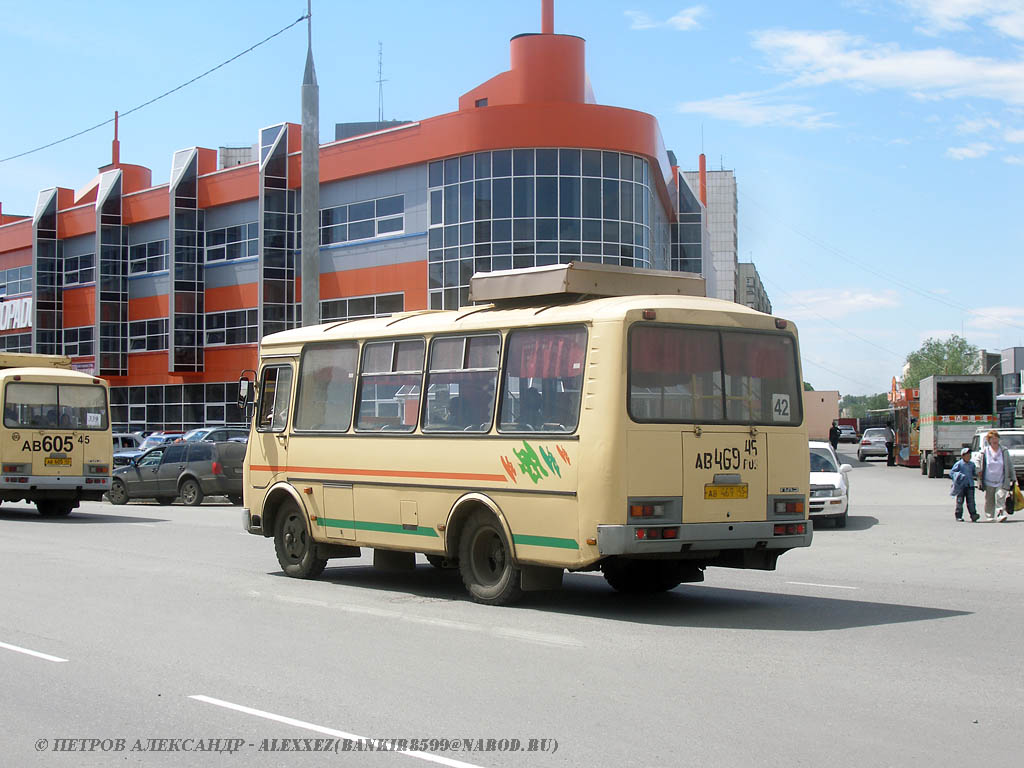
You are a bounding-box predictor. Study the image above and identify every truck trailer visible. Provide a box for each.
[918,375,997,478]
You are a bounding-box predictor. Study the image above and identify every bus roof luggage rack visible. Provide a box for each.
[469,262,706,305]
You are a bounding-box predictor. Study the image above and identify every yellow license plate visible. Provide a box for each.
[44,457,72,467]
[704,484,748,500]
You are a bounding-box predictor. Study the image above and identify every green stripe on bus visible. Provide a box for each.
[315,518,439,537]
[513,534,579,550]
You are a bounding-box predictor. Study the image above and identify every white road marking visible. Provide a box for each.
[0,640,68,663]
[190,695,487,768]
[786,581,859,590]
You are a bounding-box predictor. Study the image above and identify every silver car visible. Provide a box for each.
[857,427,889,462]
[968,428,1024,483]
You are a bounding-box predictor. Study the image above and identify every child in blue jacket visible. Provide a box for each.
[949,447,979,522]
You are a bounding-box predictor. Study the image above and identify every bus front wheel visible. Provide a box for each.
[37,501,75,517]
[274,501,327,579]
[603,560,683,593]
[458,511,522,605]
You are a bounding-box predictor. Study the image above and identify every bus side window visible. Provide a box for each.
[257,366,293,432]
[356,339,424,433]
[295,342,359,431]
[424,334,500,432]
[498,326,586,433]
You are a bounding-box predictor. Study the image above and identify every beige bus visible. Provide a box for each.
[240,265,811,604]
[0,366,112,516]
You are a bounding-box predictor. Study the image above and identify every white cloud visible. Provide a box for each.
[626,6,705,31]
[782,289,900,321]
[901,0,1024,40]
[677,91,835,129]
[956,116,1000,133]
[1005,128,1024,142]
[946,142,994,158]
[752,29,1024,105]
[1004,154,1024,163]
[966,305,1024,330]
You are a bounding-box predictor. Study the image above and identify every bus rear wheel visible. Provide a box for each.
[274,501,326,579]
[603,560,683,593]
[458,511,522,605]
[37,501,75,517]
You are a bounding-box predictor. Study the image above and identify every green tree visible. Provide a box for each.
[903,335,980,388]
[839,393,889,418]
[803,381,814,391]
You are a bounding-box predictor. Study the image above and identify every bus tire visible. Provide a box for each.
[603,560,682,593]
[179,478,204,506]
[37,501,74,517]
[108,478,128,505]
[458,511,522,605]
[274,501,327,579]
[920,453,928,475]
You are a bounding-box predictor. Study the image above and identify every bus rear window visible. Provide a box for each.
[629,325,801,425]
[3,382,108,430]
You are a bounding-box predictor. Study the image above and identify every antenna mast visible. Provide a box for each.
[376,41,387,123]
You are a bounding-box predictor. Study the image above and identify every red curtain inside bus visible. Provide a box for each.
[508,328,586,379]
[721,333,790,380]
[630,326,719,377]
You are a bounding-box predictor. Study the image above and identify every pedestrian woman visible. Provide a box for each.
[978,430,1014,522]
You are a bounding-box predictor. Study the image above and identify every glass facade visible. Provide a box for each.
[96,170,129,375]
[169,150,205,372]
[258,124,299,337]
[672,171,703,275]
[320,292,404,322]
[109,382,245,433]
[206,222,258,263]
[0,266,31,297]
[427,148,652,309]
[129,237,169,274]
[320,195,405,246]
[32,188,63,355]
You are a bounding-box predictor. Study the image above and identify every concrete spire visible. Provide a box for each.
[300,0,320,327]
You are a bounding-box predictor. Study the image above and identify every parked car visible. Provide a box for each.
[112,431,185,467]
[968,427,1024,483]
[175,426,250,443]
[108,441,246,506]
[837,424,858,442]
[857,427,889,462]
[809,441,852,528]
[112,433,142,453]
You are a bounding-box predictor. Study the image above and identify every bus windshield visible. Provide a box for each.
[3,382,109,430]
[628,325,801,425]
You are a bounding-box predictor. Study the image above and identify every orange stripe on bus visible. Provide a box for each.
[250,465,508,483]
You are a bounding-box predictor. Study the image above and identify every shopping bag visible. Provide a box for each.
[1013,482,1024,513]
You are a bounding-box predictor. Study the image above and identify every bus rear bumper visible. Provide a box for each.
[0,475,109,502]
[597,521,813,555]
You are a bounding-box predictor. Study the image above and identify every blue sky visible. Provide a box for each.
[1,0,1022,395]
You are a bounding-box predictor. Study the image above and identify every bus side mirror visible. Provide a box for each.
[238,373,255,410]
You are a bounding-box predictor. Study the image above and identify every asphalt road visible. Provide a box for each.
[1,450,1021,768]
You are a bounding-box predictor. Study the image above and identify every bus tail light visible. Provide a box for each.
[634,526,679,540]
[774,500,804,515]
[2,464,28,474]
[87,464,109,475]
[629,503,666,519]
[211,461,223,476]
[774,523,807,536]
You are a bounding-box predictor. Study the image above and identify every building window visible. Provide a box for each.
[128,319,169,352]
[205,309,258,346]
[128,239,169,274]
[0,266,32,297]
[320,195,405,246]
[109,381,245,432]
[64,326,95,357]
[64,254,95,287]
[319,292,404,323]
[427,149,652,309]
[206,222,258,262]
[0,333,31,352]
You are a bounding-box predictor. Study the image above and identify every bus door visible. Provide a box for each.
[249,363,294,489]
